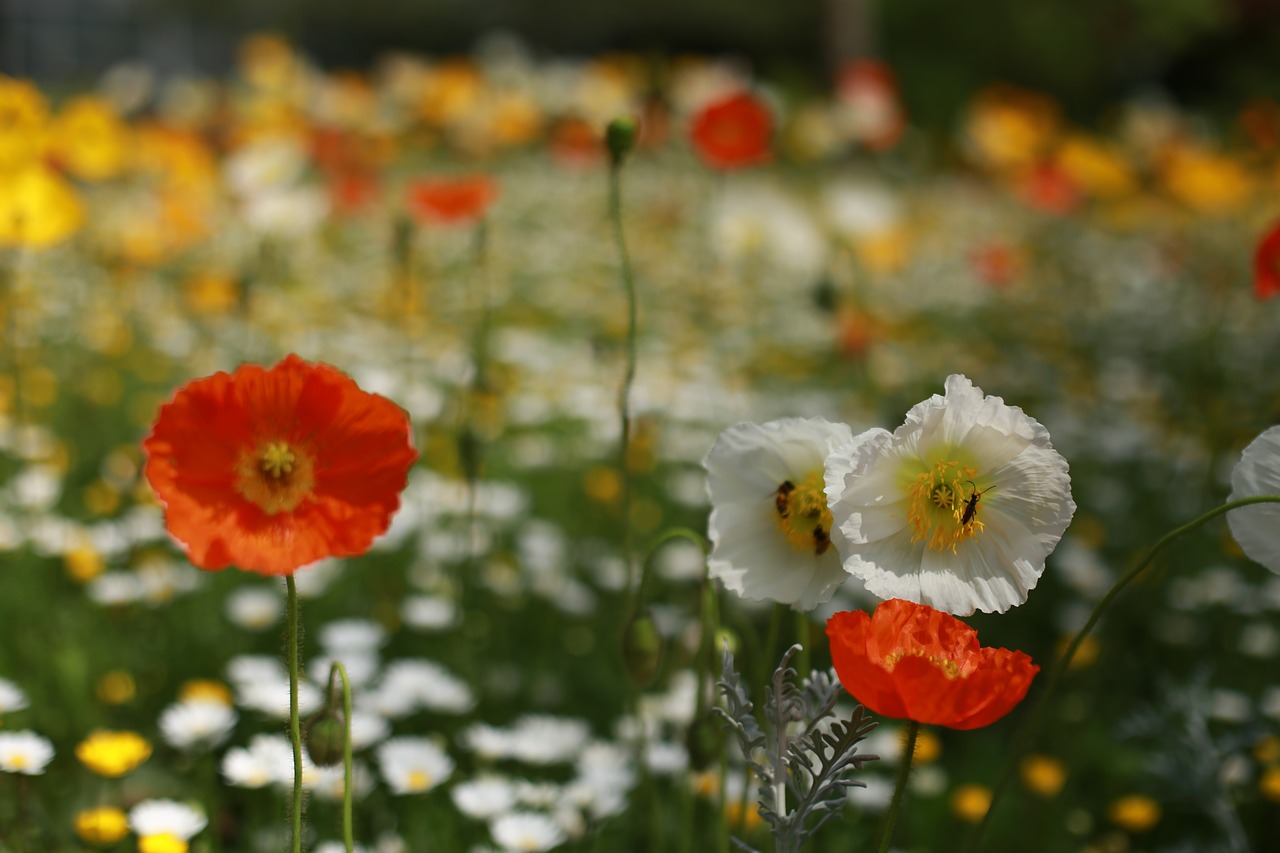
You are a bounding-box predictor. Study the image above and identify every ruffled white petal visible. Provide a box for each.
[704,417,855,610]
[1228,425,1280,574]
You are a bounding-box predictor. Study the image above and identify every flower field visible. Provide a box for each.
[2,34,1280,853]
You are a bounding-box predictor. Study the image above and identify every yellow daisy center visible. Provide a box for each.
[906,459,986,553]
[773,469,834,556]
[235,440,315,515]
[406,770,432,792]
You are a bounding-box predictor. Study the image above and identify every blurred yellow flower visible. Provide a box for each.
[239,33,299,92]
[1261,766,1280,802]
[64,545,106,583]
[139,833,188,853]
[1107,794,1161,832]
[1056,135,1137,199]
[854,228,909,273]
[74,806,130,845]
[96,671,137,705]
[584,466,622,505]
[1059,632,1100,669]
[178,679,234,706]
[83,481,122,516]
[419,61,482,127]
[904,726,942,763]
[1253,734,1280,764]
[964,86,1059,173]
[0,76,48,173]
[1161,146,1252,213]
[50,96,129,181]
[950,783,992,822]
[1020,754,1067,796]
[0,164,83,248]
[185,272,241,315]
[76,730,151,777]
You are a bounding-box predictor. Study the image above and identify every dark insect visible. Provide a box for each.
[813,525,831,555]
[774,480,796,518]
[960,480,994,527]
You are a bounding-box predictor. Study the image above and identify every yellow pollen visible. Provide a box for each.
[884,648,964,679]
[11,755,27,769]
[773,469,834,556]
[906,460,984,553]
[407,770,431,791]
[260,442,296,478]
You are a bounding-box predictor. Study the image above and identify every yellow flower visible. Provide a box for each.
[1020,754,1067,796]
[1253,734,1280,764]
[96,671,136,705]
[50,96,129,181]
[74,806,130,845]
[76,730,151,777]
[1260,766,1280,802]
[64,545,106,583]
[0,76,48,173]
[1055,135,1136,199]
[239,33,299,91]
[904,727,941,763]
[139,833,188,853]
[1107,794,1161,832]
[963,86,1059,173]
[950,784,992,822]
[1161,146,1252,213]
[0,164,83,248]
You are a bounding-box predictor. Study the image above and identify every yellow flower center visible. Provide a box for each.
[905,459,986,553]
[406,770,432,792]
[773,470,834,556]
[883,647,963,679]
[235,440,315,515]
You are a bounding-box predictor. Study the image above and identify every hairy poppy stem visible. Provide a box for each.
[286,576,304,853]
[608,145,639,598]
[964,494,1280,852]
[878,719,919,853]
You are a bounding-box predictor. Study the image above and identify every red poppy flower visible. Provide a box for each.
[1255,218,1280,300]
[826,599,1038,730]
[142,355,418,575]
[405,175,498,225]
[689,91,772,171]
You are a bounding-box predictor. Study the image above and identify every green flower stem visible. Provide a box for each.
[795,610,811,685]
[964,494,1280,852]
[608,153,639,597]
[327,663,355,853]
[286,575,304,853]
[878,719,920,853]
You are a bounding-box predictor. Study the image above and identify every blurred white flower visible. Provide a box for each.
[128,799,207,840]
[826,374,1075,615]
[506,716,590,765]
[364,659,475,717]
[704,417,856,610]
[225,586,282,631]
[1227,425,1280,573]
[0,677,29,713]
[376,737,455,795]
[320,619,388,653]
[221,734,296,789]
[0,731,54,775]
[489,812,567,853]
[453,775,519,819]
[402,594,459,631]
[159,699,238,751]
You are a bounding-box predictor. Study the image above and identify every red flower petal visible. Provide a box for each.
[689,92,772,171]
[1254,218,1280,301]
[142,354,418,575]
[406,175,498,225]
[826,599,1038,730]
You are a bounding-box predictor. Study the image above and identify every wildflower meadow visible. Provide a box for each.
[3,29,1280,853]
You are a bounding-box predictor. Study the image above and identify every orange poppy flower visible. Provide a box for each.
[142,355,418,575]
[405,175,498,225]
[826,599,1038,730]
[1255,218,1280,300]
[688,91,772,171]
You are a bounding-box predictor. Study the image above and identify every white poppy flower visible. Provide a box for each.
[825,374,1075,615]
[1228,425,1280,573]
[704,417,856,610]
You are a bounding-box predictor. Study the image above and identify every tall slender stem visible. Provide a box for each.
[327,663,355,853]
[963,494,1280,852]
[878,720,920,853]
[609,159,639,597]
[286,576,304,853]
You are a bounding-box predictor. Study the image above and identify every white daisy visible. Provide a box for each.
[704,417,856,610]
[376,737,455,795]
[1227,425,1280,574]
[452,775,519,819]
[825,374,1075,615]
[0,731,54,775]
[159,699,238,751]
[489,812,567,852]
[0,677,29,713]
[127,799,207,840]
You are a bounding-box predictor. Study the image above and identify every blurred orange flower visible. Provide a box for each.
[406,175,498,225]
[826,599,1038,730]
[1255,218,1280,300]
[142,355,418,575]
[689,91,772,171]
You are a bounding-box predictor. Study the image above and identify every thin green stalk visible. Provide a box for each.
[608,157,639,597]
[878,720,920,853]
[286,576,304,853]
[794,610,811,682]
[963,494,1280,852]
[328,663,355,853]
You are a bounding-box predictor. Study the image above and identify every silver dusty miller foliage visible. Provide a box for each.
[716,643,879,853]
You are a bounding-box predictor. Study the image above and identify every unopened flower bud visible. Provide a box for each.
[606,118,638,166]
[303,707,347,767]
[621,607,663,688]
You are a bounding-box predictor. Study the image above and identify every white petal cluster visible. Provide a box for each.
[376,737,455,795]
[127,799,207,840]
[0,731,55,775]
[1228,425,1280,574]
